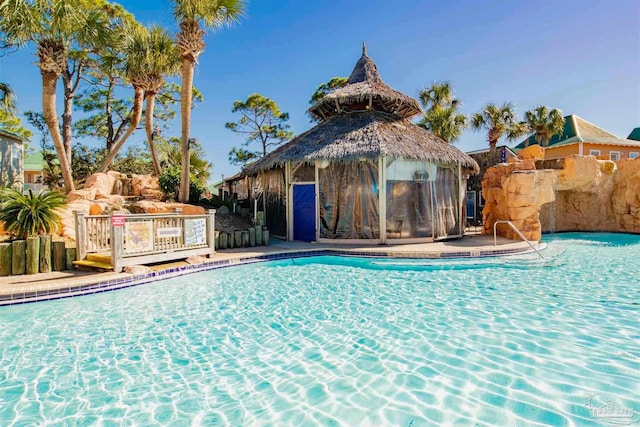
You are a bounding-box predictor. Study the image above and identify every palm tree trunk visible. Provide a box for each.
[97,86,144,172]
[179,58,194,203]
[62,75,74,167]
[42,71,75,193]
[145,93,162,176]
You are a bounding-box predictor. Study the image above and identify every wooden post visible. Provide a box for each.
[12,240,26,275]
[241,231,249,248]
[74,211,87,261]
[53,241,66,271]
[0,243,12,276]
[111,220,123,273]
[248,227,256,247]
[227,231,235,249]
[262,227,269,246]
[219,232,227,250]
[207,209,216,256]
[26,237,40,274]
[255,226,263,247]
[66,248,76,270]
[234,231,242,248]
[39,235,52,273]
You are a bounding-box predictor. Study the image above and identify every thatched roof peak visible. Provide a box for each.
[347,44,382,85]
[308,47,422,122]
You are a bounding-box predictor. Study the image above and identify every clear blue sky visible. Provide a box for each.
[1,0,639,183]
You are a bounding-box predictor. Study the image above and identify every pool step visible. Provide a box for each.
[73,253,113,271]
[87,253,112,264]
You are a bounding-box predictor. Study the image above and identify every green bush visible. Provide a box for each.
[158,167,203,204]
[0,189,67,239]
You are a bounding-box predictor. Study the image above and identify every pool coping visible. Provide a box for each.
[0,236,540,306]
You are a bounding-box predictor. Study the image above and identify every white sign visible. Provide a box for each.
[184,218,207,245]
[156,227,182,239]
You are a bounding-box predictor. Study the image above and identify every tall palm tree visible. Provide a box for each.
[141,28,180,176]
[471,103,528,154]
[417,82,467,143]
[0,0,109,193]
[98,24,175,173]
[524,106,565,147]
[172,0,245,202]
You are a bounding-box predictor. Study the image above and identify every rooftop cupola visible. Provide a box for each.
[308,44,422,122]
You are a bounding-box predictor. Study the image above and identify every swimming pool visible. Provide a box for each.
[0,233,638,425]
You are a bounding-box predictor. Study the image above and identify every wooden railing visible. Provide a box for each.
[75,210,216,272]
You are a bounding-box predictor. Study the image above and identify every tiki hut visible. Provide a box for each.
[246,45,479,243]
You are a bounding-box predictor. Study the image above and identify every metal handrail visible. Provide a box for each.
[493,220,544,259]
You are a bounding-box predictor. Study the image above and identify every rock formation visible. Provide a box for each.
[482,146,640,241]
[57,172,204,241]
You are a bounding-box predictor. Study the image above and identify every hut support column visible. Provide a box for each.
[286,162,293,241]
[459,163,465,236]
[315,161,320,241]
[379,157,387,244]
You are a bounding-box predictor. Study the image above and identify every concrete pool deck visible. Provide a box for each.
[0,234,537,305]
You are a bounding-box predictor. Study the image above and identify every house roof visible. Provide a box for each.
[628,127,640,141]
[245,110,479,174]
[308,44,422,122]
[0,128,25,142]
[466,145,517,156]
[514,115,640,150]
[23,152,45,170]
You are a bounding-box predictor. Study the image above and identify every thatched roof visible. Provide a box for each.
[245,111,479,174]
[308,45,422,121]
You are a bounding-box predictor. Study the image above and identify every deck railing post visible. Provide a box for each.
[74,211,86,261]
[207,209,216,257]
[111,213,124,272]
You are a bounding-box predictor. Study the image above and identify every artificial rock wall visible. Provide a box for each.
[482,146,640,241]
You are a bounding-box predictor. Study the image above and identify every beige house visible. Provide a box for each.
[0,129,24,189]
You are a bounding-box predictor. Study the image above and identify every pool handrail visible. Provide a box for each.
[493,220,544,259]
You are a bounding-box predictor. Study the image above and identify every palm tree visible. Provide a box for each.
[417,82,467,143]
[172,0,245,202]
[0,82,17,113]
[0,188,66,239]
[0,0,110,193]
[524,106,565,147]
[97,24,178,173]
[141,28,180,176]
[471,103,528,154]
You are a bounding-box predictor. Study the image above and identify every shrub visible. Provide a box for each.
[0,189,67,239]
[158,167,204,204]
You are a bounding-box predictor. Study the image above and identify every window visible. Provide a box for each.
[589,149,601,156]
[630,152,639,159]
[609,151,621,161]
[11,143,20,173]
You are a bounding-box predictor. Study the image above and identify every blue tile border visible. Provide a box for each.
[0,244,542,306]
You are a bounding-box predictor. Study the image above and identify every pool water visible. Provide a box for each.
[1,233,639,426]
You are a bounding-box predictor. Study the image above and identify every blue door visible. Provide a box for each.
[293,184,316,241]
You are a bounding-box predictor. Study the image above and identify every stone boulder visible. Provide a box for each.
[128,201,206,215]
[131,174,159,197]
[84,173,116,196]
[67,189,97,202]
[517,144,545,161]
[482,163,556,241]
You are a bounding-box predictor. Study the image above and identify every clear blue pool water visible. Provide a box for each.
[1,232,639,426]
